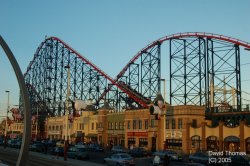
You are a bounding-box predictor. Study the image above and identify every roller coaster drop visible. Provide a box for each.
[22,32,250,127]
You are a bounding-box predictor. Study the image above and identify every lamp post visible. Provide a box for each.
[64,65,70,161]
[4,90,10,149]
[160,79,166,149]
[35,106,39,140]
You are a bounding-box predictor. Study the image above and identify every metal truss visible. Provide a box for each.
[108,43,161,110]
[207,38,241,111]
[140,43,161,100]
[24,38,108,117]
[170,37,206,106]
[22,33,250,116]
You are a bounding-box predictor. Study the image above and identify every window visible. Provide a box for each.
[139,120,142,129]
[96,122,98,130]
[108,122,110,129]
[92,123,94,130]
[192,119,197,128]
[151,119,154,127]
[127,138,135,146]
[145,120,148,129]
[166,119,169,129]
[133,120,136,129]
[56,126,59,130]
[139,138,148,147]
[49,126,51,130]
[178,119,182,129]
[166,139,182,150]
[82,123,84,130]
[119,122,122,129]
[111,122,114,129]
[172,119,176,129]
[127,121,130,129]
[115,122,118,130]
[191,135,201,150]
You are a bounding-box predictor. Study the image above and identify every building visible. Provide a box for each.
[45,116,64,140]
[4,103,250,155]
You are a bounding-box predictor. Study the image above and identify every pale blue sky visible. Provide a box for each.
[1,0,250,115]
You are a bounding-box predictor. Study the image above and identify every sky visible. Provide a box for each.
[0,0,250,117]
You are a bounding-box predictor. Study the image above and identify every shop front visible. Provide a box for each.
[127,132,148,149]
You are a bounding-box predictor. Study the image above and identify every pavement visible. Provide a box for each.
[0,146,105,166]
[36,153,105,166]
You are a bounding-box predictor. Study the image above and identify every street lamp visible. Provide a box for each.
[35,106,39,140]
[160,79,166,149]
[64,65,70,161]
[4,90,10,149]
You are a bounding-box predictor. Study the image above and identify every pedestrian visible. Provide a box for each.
[153,155,160,166]
[44,142,48,154]
[145,153,152,166]
[163,154,169,166]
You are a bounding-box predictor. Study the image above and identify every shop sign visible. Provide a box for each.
[166,131,182,138]
[127,132,148,137]
[48,130,61,135]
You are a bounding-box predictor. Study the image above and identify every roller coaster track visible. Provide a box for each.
[24,37,149,110]
[97,32,250,106]
[23,32,250,114]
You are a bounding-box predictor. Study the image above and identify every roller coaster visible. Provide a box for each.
[21,32,250,128]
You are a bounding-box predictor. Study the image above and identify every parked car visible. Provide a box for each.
[8,139,17,148]
[53,146,64,156]
[0,138,3,146]
[29,143,45,152]
[189,152,209,165]
[104,153,135,166]
[153,150,181,161]
[47,140,56,147]
[56,140,64,147]
[111,145,128,153]
[67,146,78,158]
[229,155,250,166]
[75,147,89,160]
[14,140,22,149]
[165,150,181,161]
[89,144,104,152]
[128,147,149,157]
[68,146,89,159]
[75,142,88,149]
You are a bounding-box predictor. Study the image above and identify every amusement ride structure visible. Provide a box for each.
[21,32,250,132]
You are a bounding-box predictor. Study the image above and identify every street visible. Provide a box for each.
[0,147,196,166]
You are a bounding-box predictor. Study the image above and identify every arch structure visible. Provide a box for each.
[97,32,250,112]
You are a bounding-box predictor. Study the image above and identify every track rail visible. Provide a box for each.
[24,37,149,108]
[97,32,250,105]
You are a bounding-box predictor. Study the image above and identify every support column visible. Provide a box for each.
[219,121,224,151]
[240,120,245,152]
[201,122,206,151]
[184,122,191,154]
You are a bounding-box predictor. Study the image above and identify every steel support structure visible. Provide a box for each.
[140,43,161,100]
[21,33,249,124]
[170,38,206,106]
[24,38,108,118]
[206,38,242,126]
[207,38,241,111]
